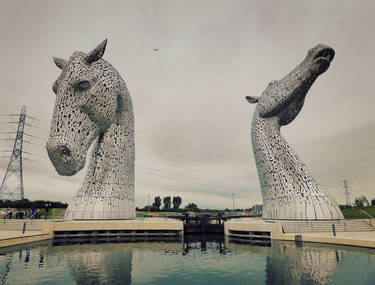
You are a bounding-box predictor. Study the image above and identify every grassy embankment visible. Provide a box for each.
[341,206,375,219]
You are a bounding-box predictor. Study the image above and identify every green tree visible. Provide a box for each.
[354,195,369,208]
[163,196,171,209]
[185,203,199,212]
[172,196,182,210]
[153,196,161,210]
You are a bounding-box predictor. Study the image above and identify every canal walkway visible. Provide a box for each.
[0,230,51,248]
[0,218,375,249]
[283,231,375,248]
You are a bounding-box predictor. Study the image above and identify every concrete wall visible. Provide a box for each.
[225,219,375,248]
[224,219,283,239]
[42,218,184,237]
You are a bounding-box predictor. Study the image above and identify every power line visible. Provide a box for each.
[136,163,251,192]
[0,114,38,121]
[135,178,257,198]
[0,132,46,142]
[137,150,254,183]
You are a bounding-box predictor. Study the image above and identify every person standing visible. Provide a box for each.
[31,208,35,219]
[44,203,50,220]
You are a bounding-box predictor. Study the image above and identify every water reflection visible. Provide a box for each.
[266,241,344,285]
[0,239,374,284]
[0,254,11,284]
[24,249,30,264]
[183,234,226,254]
[41,243,135,285]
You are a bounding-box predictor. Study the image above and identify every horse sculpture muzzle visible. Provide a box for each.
[306,44,335,75]
[46,104,98,176]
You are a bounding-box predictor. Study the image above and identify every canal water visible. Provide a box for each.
[0,239,374,284]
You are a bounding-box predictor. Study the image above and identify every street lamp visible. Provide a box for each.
[148,194,150,216]
[232,192,235,213]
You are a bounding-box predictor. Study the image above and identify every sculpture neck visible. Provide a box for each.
[251,115,282,154]
[251,111,343,220]
[84,97,135,185]
[64,86,136,220]
[251,113,304,185]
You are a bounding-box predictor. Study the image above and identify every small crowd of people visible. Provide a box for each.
[2,208,41,219]
[1,203,52,220]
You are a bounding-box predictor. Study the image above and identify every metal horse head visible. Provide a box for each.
[46,40,128,176]
[246,44,335,126]
[245,44,343,220]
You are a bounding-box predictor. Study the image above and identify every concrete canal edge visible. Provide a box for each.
[0,232,52,248]
[225,218,375,249]
[0,218,184,248]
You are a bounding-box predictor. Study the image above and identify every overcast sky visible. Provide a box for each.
[0,0,374,209]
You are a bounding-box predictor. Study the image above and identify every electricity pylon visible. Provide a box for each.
[0,106,26,200]
[342,179,351,207]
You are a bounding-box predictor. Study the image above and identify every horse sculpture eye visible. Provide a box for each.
[52,81,58,94]
[76,80,90,91]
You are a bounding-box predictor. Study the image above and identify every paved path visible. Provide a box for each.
[282,231,375,248]
[0,230,51,248]
[298,231,375,240]
[0,230,44,240]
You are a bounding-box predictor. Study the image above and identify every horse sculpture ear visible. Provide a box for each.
[245,96,259,104]
[53,57,68,69]
[85,39,108,64]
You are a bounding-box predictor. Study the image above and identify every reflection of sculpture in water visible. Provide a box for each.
[46,40,135,220]
[246,44,343,220]
[69,250,132,285]
[266,241,344,285]
[43,244,133,285]
[39,243,182,284]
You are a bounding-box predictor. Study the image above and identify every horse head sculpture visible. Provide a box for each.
[246,44,343,220]
[46,40,135,220]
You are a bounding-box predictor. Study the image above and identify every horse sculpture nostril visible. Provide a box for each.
[60,146,71,157]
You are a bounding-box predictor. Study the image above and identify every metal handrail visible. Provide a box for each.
[360,209,375,219]
[22,210,40,234]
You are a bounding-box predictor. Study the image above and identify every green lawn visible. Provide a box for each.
[341,206,375,219]
[39,208,66,219]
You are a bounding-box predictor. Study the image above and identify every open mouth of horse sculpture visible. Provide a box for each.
[46,40,135,220]
[246,44,343,220]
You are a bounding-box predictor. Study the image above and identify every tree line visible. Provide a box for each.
[137,196,200,212]
[339,195,375,209]
[353,196,375,208]
[0,199,68,209]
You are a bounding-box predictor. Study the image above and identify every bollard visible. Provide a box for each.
[332,224,336,236]
[22,222,26,234]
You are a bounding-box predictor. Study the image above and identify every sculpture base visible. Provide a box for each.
[64,197,136,220]
[64,211,136,220]
[262,196,344,220]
